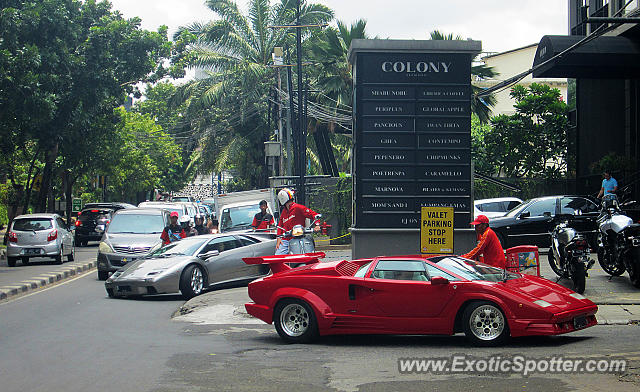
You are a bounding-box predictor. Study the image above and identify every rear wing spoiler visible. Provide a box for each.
[243,252,326,273]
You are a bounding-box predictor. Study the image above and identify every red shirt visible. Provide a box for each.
[277,203,318,239]
[462,227,506,269]
[252,212,274,230]
[160,224,186,245]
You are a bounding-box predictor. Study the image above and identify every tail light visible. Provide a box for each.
[47,229,58,242]
[574,239,588,249]
[75,220,82,227]
[8,231,17,243]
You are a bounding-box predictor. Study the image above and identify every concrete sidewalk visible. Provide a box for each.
[175,247,640,326]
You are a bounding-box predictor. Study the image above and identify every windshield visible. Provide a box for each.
[147,238,207,257]
[108,214,165,234]
[504,199,531,217]
[220,205,261,232]
[13,218,53,231]
[431,256,519,282]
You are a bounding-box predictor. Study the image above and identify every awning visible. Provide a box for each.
[533,35,640,78]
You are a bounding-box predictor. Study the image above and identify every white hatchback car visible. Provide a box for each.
[6,213,75,267]
[474,197,523,219]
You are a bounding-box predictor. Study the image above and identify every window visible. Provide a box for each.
[372,260,428,281]
[107,214,165,234]
[12,218,53,231]
[478,202,504,213]
[523,198,556,217]
[200,236,239,254]
[506,200,522,211]
[236,235,260,246]
[425,264,458,281]
[354,261,372,278]
[560,197,599,215]
[56,217,67,229]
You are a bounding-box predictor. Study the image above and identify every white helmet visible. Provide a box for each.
[277,188,295,206]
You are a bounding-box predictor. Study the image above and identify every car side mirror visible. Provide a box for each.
[198,250,219,259]
[431,276,449,285]
[519,211,531,219]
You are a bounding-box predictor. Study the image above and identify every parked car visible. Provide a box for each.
[242,253,598,345]
[105,232,276,299]
[219,201,275,233]
[489,195,600,249]
[97,208,170,280]
[474,197,523,219]
[171,196,195,203]
[74,202,134,246]
[6,213,75,267]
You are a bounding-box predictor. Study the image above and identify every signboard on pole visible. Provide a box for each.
[420,207,454,254]
[72,198,83,213]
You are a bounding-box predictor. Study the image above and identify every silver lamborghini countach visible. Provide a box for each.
[104,233,276,299]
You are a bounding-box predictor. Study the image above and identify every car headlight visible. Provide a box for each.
[533,299,553,308]
[99,241,114,253]
[569,293,586,300]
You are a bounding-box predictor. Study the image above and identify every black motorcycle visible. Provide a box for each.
[547,215,594,294]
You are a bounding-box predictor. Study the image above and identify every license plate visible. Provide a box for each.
[117,285,131,292]
[574,315,588,329]
[24,248,41,255]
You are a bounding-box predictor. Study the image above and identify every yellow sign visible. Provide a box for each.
[420,207,454,254]
[32,175,43,192]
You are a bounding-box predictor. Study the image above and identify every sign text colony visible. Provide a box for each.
[381,61,452,73]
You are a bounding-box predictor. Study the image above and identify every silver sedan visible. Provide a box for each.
[105,233,276,299]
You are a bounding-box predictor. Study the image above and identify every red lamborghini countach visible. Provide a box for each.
[242,252,598,346]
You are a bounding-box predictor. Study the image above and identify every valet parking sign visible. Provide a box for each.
[421,207,454,254]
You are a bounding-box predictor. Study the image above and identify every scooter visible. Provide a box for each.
[548,215,594,294]
[277,215,322,255]
[597,194,640,287]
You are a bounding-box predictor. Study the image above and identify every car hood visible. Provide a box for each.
[116,255,195,279]
[105,233,162,248]
[498,275,595,311]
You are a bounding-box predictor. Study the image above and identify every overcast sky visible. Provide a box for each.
[108,0,568,54]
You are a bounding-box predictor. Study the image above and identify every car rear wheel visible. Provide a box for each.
[179,265,205,300]
[463,301,509,346]
[7,257,17,267]
[97,271,109,281]
[67,244,75,262]
[54,247,63,264]
[21,257,29,266]
[274,299,319,343]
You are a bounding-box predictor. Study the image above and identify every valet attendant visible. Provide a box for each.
[462,215,506,269]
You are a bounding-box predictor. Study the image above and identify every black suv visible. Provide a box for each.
[75,203,135,246]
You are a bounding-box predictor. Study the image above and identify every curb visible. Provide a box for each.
[0,261,96,301]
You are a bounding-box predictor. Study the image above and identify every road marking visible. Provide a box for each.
[0,268,95,305]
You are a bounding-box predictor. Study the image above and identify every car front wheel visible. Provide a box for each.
[179,265,205,300]
[97,271,109,281]
[462,301,509,346]
[7,257,17,267]
[274,298,319,343]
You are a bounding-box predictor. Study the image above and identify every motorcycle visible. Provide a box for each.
[547,214,594,294]
[277,215,322,255]
[596,194,640,288]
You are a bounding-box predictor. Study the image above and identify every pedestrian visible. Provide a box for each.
[275,188,320,255]
[597,170,618,199]
[462,214,506,269]
[160,211,186,245]
[252,200,274,231]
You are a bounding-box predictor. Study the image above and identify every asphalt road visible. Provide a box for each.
[1,247,640,391]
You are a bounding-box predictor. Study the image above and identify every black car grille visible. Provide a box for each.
[113,246,151,254]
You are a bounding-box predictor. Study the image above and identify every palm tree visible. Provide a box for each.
[429,29,498,123]
[171,0,333,186]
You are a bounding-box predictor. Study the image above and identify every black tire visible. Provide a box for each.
[179,265,205,300]
[67,244,75,262]
[21,257,29,266]
[495,232,506,249]
[597,246,625,276]
[462,301,510,346]
[54,247,63,264]
[628,261,640,288]
[7,257,17,267]
[97,270,110,281]
[571,263,586,294]
[547,249,563,277]
[274,298,319,343]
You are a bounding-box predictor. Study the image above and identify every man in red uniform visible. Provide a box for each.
[251,200,274,231]
[462,214,506,269]
[275,188,320,255]
[160,211,186,245]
